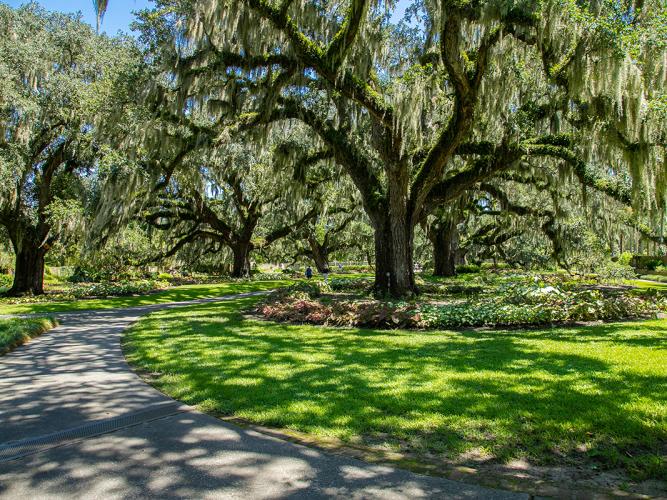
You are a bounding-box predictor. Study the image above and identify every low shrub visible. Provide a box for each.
[0,274,12,288]
[329,277,373,292]
[480,262,513,270]
[646,259,663,271]
[276,281,327,299]
[618,252,634,266]
[596,262,636,281]
[166,272,286,285]
[69,279,170,298]
[337,264,372,273]
[456,264,480,274]
[416,281,485,296]
[250,272,286,281]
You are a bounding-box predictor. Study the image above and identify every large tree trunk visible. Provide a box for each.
[373,212,416,297]
[8,243,46,296]
[431,219,459,277]
[307,237,330,273]
[231,241,252,277]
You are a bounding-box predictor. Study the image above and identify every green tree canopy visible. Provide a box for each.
[126,0,666,296]
[0,3,140,294]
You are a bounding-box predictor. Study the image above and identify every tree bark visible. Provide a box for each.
[431,220,459,277]
[372,211,416,297]
[373,218,392,296]
[231,240,252,277]
[8,241,46,296]
[307,237,330,273]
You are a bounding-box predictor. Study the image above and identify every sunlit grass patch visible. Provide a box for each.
[0,317,58,354]
[124,296,667,482]
[0,281,287,315]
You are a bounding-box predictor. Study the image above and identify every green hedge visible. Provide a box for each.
[456,264,481,274]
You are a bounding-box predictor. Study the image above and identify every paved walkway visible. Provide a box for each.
[0,294,526,499]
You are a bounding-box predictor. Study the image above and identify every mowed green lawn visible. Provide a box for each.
[627,279,667,291]
[124,296,667,481]
[0,317,58,354]
[0,281,286,315]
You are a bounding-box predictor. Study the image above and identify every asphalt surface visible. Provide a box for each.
[0,293,527,499]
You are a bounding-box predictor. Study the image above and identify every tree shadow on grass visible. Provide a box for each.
[124,300,667,480]
[514,320,667,349]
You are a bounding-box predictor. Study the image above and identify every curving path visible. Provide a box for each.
[0,293,525,499]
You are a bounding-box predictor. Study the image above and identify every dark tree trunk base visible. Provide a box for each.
[231,242,252,278]
[8,246,46,296]
[373,217,416,298]
[307,238,330,274]
[432,223,459,277]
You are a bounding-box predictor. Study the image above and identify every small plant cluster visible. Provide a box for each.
[0,274,12,288]
[68,280,170,298]
[595,261,637,281]
[167,272,286,285]
[416,281,486,296]
[329,277,374,292]
[417,288,659,328]
[456,263,481,274]
[260,281,663,329]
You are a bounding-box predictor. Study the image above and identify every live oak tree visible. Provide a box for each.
[141,142,325,276]
[129,0,665,296]
[426,206,468,276]
[289,198,365,273]
[427,164,667,274]
[0,5,138,295]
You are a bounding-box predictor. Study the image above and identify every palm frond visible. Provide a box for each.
[93,0,109,32]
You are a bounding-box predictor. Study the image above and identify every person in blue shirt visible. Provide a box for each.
[305,266,313,279]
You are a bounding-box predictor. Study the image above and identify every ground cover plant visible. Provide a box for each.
[260,272,666,330]
[124,296,667,493]
[0,317,58,355]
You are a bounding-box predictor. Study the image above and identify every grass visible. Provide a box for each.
[0,317,58,354]
[124,296,667,483]
[0,281,287,315]
[627,279,667,291]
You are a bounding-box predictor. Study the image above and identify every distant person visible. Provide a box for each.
[322,268,329,283]
[338,263,343,272]
[305,266,313,279]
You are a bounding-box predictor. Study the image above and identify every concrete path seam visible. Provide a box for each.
[0,401,189,462]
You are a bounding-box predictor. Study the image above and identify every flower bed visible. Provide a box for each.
[258,280,664,329]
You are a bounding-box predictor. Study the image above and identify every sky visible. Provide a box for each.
[2,0,410,34]
[2,0,154,34]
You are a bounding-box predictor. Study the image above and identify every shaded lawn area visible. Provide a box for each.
[0,317,58,354]
[0,281,287,315]
[124,296,667,482]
